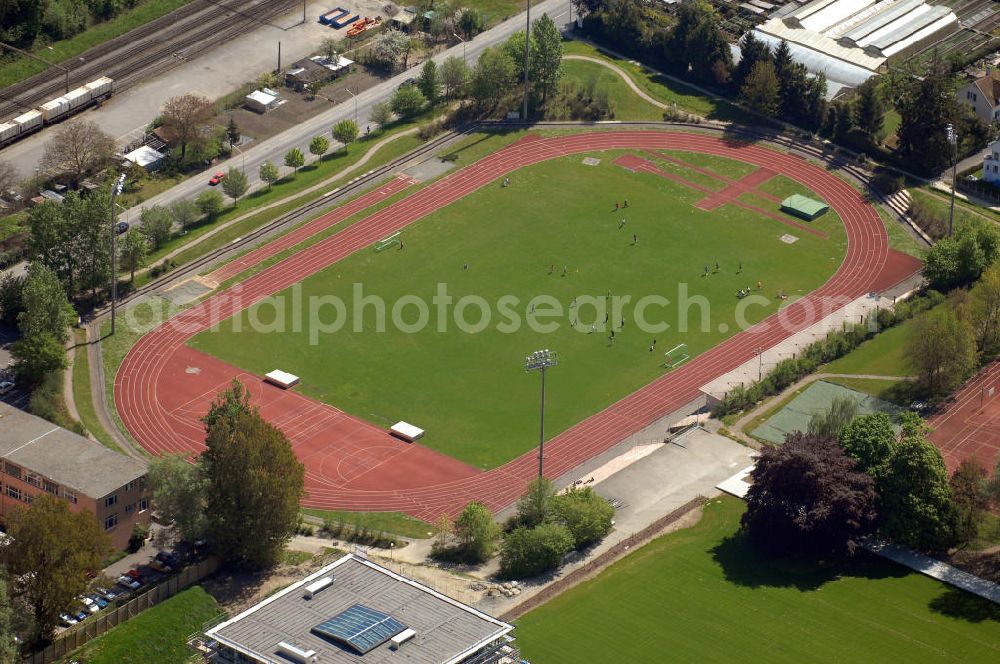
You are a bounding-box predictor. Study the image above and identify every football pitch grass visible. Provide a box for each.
[190,150,847,469]
[515,497,1000,663]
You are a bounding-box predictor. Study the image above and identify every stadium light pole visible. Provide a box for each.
[946,123,957,237]
[756,346,764,381]
[109,173,126,336]
[522,0,530,122]
[525,349,558,479]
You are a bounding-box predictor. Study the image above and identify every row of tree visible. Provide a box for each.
[433,477,614,579]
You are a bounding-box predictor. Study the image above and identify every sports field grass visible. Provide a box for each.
[190,150,847,469]
[515,497,1000,663]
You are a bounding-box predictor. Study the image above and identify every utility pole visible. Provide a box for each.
[522,0,530,122]
[0,41,70,93]
[277,41,282,74]
[946,123,957,237]
[110,173,126,335]
[756,346,764,381]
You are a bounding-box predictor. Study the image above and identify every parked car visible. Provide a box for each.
[117,575,141,589]
[151,550,178,573]
[73,609,87,622]
[126,568,143,581]
[95,586,119,602]
[79,596,99,613]
[115,221,129,235]
[208,171,225,186]
[89,593,108,609]
[0,380,14,395]
[59,613,77,627]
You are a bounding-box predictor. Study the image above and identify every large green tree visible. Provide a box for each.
[17,263,73,343]
[390,86,427,119]
[3,495,109,644]
[470,46,516,109]
[964,262,1000,358]
[663,0,732,85]
[896,54,961,175]
[0,573,16,664]
[855,77,887,140]
[838,412,896,481]
[742,433,877,556]
[259,160,280,190]
[905,306,977,398]
[552,487,614,548]
[139,205,174,251]
[949,460,988,545]
[417,58,441,104]
[740,60,780,117]
[441,56,470,99]
[118,228,148,282]
[923,218,1000,290]
[331,120,359,151]
[221,168,249,205]
[10,332,66,384]
[499,523,574,579]
[201,382,304,569]
[531,15,564,105]
[147,453,209,542]
[513,477,557,529]
[452,501,501,563]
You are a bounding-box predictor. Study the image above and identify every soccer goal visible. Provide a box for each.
[373,231,401,252]
[663,343,689,369]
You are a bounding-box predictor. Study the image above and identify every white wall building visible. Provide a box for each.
[958,71,1000,125]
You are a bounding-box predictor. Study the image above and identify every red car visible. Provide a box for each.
[209,171,225,186]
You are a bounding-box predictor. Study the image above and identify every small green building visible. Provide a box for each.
[781,194,829,220]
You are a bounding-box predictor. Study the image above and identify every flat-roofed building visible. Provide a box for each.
[0,402,149,550]
[195,554,517,664]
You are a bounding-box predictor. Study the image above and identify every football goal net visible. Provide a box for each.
[663,343,689,369]
[374,232,401,252]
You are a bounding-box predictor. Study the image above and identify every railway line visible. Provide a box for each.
[0,0,302,122]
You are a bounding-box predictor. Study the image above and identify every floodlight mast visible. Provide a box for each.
[525,349,558,479]
[110,173,126,335]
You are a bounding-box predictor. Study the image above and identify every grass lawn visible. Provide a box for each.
[823,318,917,377]
[968,511,1000,551]
[190,150,846,469]
[911,188,1000,230]
[877,205,926,259]
[559,59,663,121]
[301,509,435,539]
[662,149,759,181]
[72,328,120,451]
[515,497,1000,663]
[64,586,222,664]
[562,41,750,123]
[824,376,913,403]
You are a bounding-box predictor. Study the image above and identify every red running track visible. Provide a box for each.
[928,360,1000,473]
[116,131,917,521]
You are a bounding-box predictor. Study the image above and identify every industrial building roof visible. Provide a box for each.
[206,554,513,664]
[0,402,147,499]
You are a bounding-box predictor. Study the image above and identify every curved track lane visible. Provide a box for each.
[116,131,893,520]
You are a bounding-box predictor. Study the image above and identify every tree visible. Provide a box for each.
[740,60,780,117]
[880,434,958,553]
[923,218,1000,290]
[118,228,148,282]
[139,205,174,251]
[452,501,501,563]
[552,486,614,549]
[196,189,225,218]
[259,160,280,190]
[226,116,240,151]
[160,94,215,160]
[441,56,470,99]
[3,494,109,643]
[284,147,305,174]
[499,523,574,579]
[838,412,896,481]
[0,574,17,664]
[371,29,411,70]
[666,0,732,86]
[40,120,115,185]
[964,262,1000,358]
[470,46,515,109]
[732,32,771,92]
[807,395,858,440]
[417,58,441,104]
[742,433,877,556]
[458,7,485,39]
[896,54,962,175]
[168,198,201,229]
[514,477,556,529]
[10,331,65,385]
[221,167,249,204]
[370,101,394,129]
[309,134,330,159]
[855,77,887,140]
[0,273,24,327]
[321,36,340,63]
[906,306,977,398]
[531,15,563,105]
[950,460,988,545]
[331,120,359,151]
[390,86,427,119]
[202,397,304,570]
[17,263,73,343]
[147,453,208,542]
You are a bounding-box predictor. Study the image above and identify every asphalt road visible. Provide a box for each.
[131,0,574,214]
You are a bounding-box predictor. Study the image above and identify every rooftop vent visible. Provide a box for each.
[303,576,334,600]
[276,641,317,663]
[389,628,417,650]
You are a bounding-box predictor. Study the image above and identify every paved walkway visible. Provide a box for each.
[865,540,1000,604]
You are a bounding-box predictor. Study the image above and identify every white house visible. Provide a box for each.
[983,137,1000,186]
[958,71,1000,125]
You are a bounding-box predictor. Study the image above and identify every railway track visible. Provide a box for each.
[0,0,302,120]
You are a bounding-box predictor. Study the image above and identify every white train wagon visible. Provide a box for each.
[39,96,70,123]
[0,76,114,148]
[12,109,42,135]
[85,76,113,100]
[0,123,17,144]
[64,85,92,111]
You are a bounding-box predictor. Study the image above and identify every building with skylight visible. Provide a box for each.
[192,553,517,664]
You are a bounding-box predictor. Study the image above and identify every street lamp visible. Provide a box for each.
[522,0,531,122]
[945,123,957,237]
[110,173,126,335]
[452,32,467,60]
[345,87,358,125]
[525,349,558,479]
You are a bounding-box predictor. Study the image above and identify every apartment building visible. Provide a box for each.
[0,402,149,551]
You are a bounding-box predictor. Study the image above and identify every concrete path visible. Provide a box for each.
[865,539,1000,605]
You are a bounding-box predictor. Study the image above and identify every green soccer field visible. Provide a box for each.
[190,149,847,469]
[515,497,1000,663]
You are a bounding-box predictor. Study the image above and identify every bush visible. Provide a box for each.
[128,523,149,553]
[552,487,614,549]
[499,523,574,579]
[870,169,905,196]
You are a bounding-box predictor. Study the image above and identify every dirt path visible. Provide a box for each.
[728,372,916,445]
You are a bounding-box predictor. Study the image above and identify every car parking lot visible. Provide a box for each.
[0,326,27,410]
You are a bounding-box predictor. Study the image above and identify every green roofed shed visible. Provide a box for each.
[781,194,829,220]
